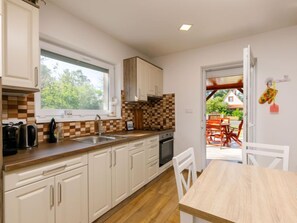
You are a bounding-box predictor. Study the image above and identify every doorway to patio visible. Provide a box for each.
[201,46,257,169]
[205,74,244,162]
[200,61,245,166]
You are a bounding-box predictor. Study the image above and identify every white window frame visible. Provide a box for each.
[35,41,118,123]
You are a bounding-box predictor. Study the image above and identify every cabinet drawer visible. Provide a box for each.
[146,136,158,146]
[146,160,159,183]
[129,140,145,150]
[4,154,88,191]
[146,143,159,164]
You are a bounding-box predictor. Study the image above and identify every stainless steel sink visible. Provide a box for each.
[73,135,122,145]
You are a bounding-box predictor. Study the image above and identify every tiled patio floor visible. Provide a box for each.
[206,141,242,162]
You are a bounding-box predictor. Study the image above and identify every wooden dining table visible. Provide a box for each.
[179,160,297,223]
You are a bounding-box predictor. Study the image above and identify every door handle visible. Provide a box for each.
[34,67,38,87]
[58,183,62,204]
[43,165,67,176]
[109,150,112,168]
[151,161,158,167]
[131,156,133,169]
[50,185,54,208]
[113,150,116,166]
[134,142,144,147]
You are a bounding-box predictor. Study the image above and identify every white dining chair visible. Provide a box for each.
[173,148,210,223]
[242,142,290,171]
[173,147,198,200]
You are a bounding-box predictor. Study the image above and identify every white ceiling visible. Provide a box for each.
[48,0,297,57]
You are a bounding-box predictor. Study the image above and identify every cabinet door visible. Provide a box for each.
[146,160,159,183]
[4,177,55,223]
[129,148,146,194]
[146,142,159,164]
[156,68,163,96]
[55,166,88,223]
[112,144,129,206]
[147,65,156,96]
[88,148,112,222]
[136,58,148,101]
[3,0,39,88]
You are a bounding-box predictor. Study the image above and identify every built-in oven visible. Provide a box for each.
[159,132,174,167]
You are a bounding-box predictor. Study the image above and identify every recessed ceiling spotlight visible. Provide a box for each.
[179,24,192,31]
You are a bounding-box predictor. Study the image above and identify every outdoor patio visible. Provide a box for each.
[206,119,243,162]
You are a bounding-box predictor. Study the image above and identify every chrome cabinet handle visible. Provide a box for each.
[58,183,62,204]
[43,165,67,176]
[131,156,133,169]
[34,67,38,87]
[113,150,116,166]
[50,185,54,208]
[151,161,158,167]
[109,151,112,168]
[134,142,144,147]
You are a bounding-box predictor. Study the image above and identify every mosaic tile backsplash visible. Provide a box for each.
[2,91,175,143]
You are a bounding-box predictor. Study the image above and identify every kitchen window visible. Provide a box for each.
[35,42,116,123]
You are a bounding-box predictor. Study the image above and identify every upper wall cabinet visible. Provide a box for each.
[124,57,163,102]
[2,0,39,92]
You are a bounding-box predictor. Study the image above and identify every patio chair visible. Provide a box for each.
[228,120,243,146]
[206,119,228,147]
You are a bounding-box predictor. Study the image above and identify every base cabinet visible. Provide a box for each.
[4,166,88,223]
[146,160,159,182]
[4,177,55,223]
[111,144,129,207]
[129,145,146,194]
[88,148,112,222]
[55,166,88,223]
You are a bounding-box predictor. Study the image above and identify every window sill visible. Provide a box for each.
[35,115,122,124]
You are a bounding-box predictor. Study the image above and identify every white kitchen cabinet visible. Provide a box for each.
[156,67,163,96]
[124,57,163,101]
[112,143,129,206]
[4,177,55,223]
[88,148,112,222]
[146,160,159,182]
[4,154,88,223]
[148,65,163,97]
[0,0,2,78]
[136,58,149,101]
[2,0,39,90]
[55,166,88,223]
[145,136,160,183]
[129,140,146,194]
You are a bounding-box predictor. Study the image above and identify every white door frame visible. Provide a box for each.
[200,61,244,170]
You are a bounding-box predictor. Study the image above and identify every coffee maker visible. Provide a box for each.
[2,122,21,156]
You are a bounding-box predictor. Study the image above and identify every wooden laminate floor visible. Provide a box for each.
[95,168,180,223]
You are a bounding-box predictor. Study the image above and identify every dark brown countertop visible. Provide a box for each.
[3,129,174,171]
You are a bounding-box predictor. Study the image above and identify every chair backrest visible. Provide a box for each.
[173,147,197,200]
[242,142,290,171]
[221,118,230,124]
[236,120,244,137]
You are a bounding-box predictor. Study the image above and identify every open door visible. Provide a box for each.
[243,45,256,143]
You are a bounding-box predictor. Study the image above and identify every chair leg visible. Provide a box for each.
[180,211,194,223]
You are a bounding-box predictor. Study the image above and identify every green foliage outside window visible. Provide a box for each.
[232,108,243,120]
[40,60,103,110]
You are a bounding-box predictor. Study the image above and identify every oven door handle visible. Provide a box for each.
[160,138,174,144]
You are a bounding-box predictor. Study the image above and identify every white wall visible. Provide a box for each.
[39,1,149,98]
[155,26,297,172]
